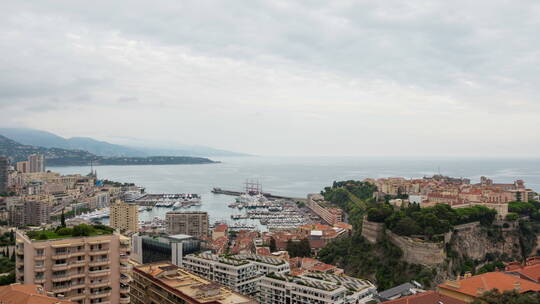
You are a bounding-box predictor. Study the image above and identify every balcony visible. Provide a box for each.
[89,290,111,299]
[68,260,86,268]
[88,249,109,256]
[90,280,110,288]
[119,254,129,262]
[89,259,109,267]
[34,277,46,284]
[70,282,86,290]
[68,294,86,301]
[119,296,130,304]
[120,284,130,293]
[52,285,71,293]
[119,274,131,284]
[52,275,71,283]
[52,263,69,271]
[52,252,69,260]
[34,255,46,260]
[69,272,86,279]
[120,264,130,272]
[88,269,110,277]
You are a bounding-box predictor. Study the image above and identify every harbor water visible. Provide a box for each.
[50,156,540,228]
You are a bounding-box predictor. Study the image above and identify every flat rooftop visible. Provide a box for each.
[233,253,286,266]
[135,263,255,304]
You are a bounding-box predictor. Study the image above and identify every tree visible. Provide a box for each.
[269,237,277,252]
[60,208,66,228]
[72,224,94,237]
[394,217,421,236]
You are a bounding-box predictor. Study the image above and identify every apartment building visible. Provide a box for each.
[232,253,290,274]
[28,154,45,173]
[0,156,8,193]
[8,200,50,227]
[166,211,209,238]
[16,160,30,173]
[130,263,256,304]
[15,226,132,304]
[109,200,138,233]
[306,194,343,225]
[183,253,263,295]
[258,272,377,304]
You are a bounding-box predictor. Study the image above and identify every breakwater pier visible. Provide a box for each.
[211,187,306,202]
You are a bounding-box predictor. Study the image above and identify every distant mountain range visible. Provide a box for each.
[0,135,217,166]
[0,128,247,157]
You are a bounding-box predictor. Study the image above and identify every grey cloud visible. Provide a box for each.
[0,0,538,156]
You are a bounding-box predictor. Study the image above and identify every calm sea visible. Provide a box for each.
[50,156,540,226]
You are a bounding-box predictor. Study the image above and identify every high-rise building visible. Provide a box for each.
[166,211,209,238]
[16,160,29,173]
[28,154,45,173]
[0,156,8,193]
[15,226,132,304]
[8,200,50,227]
[130,263,256,304]
[131,232,201,266]
[0,284,74,304]
[24,200,50,226]
[110,200,138,233]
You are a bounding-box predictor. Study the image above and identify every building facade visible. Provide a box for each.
[130,263,256,304]
[15,228,132,304]
[257,272,376,304]
[28,154,45,173]
[109,200,138,233]
[0,156,8,193]
[131,232,201,266]
[166,211,209,238]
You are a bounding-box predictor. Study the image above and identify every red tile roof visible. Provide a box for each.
[384,291,466,304]
[213,224,228,233]
[0,284,74,304]
[438,272,540,298]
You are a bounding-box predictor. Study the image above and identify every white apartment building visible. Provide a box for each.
[232,253,290,274]
[182,252,260,295]
[258,272,377,304]
[183,252,290,296]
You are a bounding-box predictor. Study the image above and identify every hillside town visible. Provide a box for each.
[1,153,540,303]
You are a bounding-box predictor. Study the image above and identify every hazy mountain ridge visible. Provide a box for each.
[0,128,247,157]
[0,135,217,166]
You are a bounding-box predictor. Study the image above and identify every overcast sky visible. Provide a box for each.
[1,1,539,156]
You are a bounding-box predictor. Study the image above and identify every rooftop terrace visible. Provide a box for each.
[135,263,255,304]
[26,224,114,240]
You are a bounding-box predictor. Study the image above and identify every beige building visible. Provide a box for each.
[166,211,209,238]
[15,226,132,304]
[16,161,30,173]
[130,263,256,304]
[28,154,45,173]
[110,200,139,233]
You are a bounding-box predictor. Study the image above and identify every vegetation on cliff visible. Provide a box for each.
[367,203,497,241]
[318,180,435,290]
[318,231,435,290]
[321,180,377,228]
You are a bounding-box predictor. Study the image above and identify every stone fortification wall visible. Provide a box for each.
[361,217,384,243]
[386,231,446,266]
